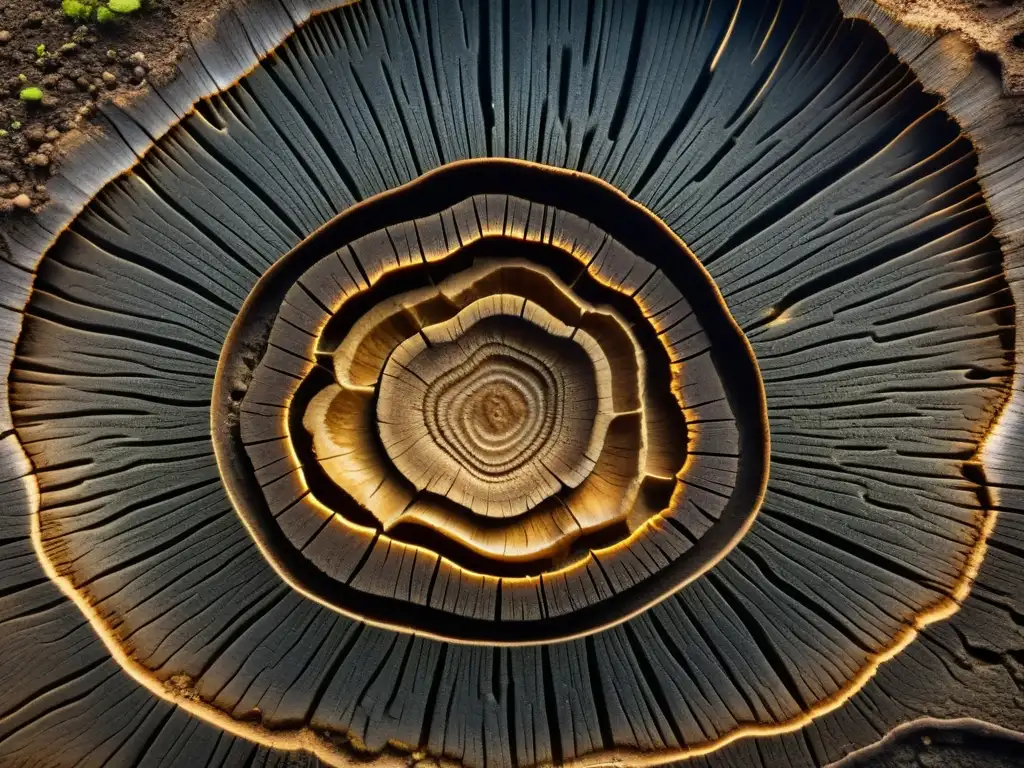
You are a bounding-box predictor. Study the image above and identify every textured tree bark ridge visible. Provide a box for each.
[829,718,1024,767]
[867,0,1024,95]
[0,1,1021,767]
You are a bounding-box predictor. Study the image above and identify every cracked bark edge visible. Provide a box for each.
[827,718,1024,767]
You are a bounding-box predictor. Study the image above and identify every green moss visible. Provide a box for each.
[107,0,141,13]
[35,44,46,58]
[65,0,141,23]
[61,0,95,20]
[19,87,43,102]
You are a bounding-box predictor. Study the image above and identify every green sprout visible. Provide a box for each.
[19,87,43,102]
[35,44,46,58]
[10,121,21,130]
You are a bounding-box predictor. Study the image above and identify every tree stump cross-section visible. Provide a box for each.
[0,0,1021,766]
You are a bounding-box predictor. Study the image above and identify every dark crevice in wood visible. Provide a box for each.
[583,635,613,750]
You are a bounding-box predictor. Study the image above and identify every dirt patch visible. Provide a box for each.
[0,0,232,216]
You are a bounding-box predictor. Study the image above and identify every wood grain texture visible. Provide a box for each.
[0,0,1020,766]
[218,172,766,639]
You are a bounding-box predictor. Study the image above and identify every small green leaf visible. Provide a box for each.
[19,87,43,102]
[96,5,117,22]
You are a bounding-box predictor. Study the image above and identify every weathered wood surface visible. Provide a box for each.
[0,0,1021,766]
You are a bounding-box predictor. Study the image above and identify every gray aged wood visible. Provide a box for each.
[0,0,1021,766]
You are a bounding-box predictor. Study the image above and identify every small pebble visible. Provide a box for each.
[75,75,90,90]
[28,153,50,168]
[12,193,31,209]
[128,51,146,66]
[59,42,78,56]
[23,125,45,143]
[133,66,146,80]
[106,49,117,62]
[0,31,11,44]
[44,129,59,141]
[101,71,116,86]
[34,184,46,195]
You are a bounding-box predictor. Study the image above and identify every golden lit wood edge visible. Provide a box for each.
[202,159,767,649]
[220,190,701,586]
[196,164,759,618]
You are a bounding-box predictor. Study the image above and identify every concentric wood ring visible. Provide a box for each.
[212,159,769,642]
[379,298,610,518]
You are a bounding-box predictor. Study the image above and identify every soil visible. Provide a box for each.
[0,0,231,216]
